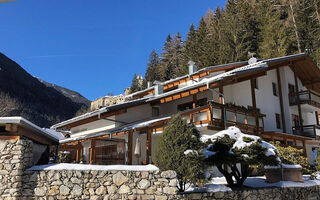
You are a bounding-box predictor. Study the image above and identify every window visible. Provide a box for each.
[272,82,278,96]
[291,114,300,127]
[152,107,159,117]
[288,84,295,94]
[253,78,258,89]
[177,102,193,111]
[177,98,207,111]
[275,113,281,129]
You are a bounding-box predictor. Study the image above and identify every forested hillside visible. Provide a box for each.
[130,0,320,92]
[0,52,89,127]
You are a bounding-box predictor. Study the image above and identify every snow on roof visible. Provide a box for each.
[147,61,268,102]
[51,97,149,129]
[42,128,65,140]
[28,163,159,171]
[59,115,171,143]
[52,53,307,131]
[0,117,59,142]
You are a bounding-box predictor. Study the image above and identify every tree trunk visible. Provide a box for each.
[289,0,302,53]
[217,164,235,187]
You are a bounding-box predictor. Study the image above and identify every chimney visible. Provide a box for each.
[154,84,163,96]
[188,61,197,75]
[147,81,152,88]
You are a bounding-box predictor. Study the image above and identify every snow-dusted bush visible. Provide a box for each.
[201,127,279,187]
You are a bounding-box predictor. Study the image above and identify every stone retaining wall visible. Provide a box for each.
[1,138,320,200]
[0,138,33,199]
[24,169,178,200]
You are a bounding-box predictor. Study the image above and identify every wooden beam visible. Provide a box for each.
[89,139,95,164]
[192,94,197,109]
[276,68,286,133]
[0,135,20,140]
[146,129,152,164]
[250,79,259,134]
[128,131,133,165]
[294,69,304,136]
[17,126,54,145]
[5,124,18,132]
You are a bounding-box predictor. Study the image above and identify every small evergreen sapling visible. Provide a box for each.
[203,127,279,188]
[153,115,204,192]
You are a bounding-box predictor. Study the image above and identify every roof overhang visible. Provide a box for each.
[0,117,59,145]
[51,98,149,130]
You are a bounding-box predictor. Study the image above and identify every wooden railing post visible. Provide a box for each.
[294,70,304,136]
[146,129,152,164]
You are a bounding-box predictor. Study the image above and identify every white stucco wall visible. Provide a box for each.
[115,104,153,123]
[223,80,252,108]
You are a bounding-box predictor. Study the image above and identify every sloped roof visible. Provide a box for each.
[51,97,149,129]
[0,117,60,143]
[59,115,171,143]
[52,53,320,130]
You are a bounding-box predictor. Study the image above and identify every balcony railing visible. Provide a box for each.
[292,125,320,138]
[180,102,265,135]
[289,90,320,108]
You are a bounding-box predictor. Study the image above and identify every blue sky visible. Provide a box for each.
[0,0,225,100]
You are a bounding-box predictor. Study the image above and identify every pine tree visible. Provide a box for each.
[195,17,212,68]
[145,50,161,83]
[182,24,199,69]
[257,0,290,58]
[159,33,184,81]
[154,115,204,192]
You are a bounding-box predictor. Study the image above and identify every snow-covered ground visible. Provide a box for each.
[28,163,159,171]
[187,175,320,192]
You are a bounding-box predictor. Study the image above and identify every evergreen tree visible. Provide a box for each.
[257,0,290,58]
[154,115,204,192]
[195,17,212,68]
[145,49,161,83]
[159,33,184,80]
[182,24,199,69]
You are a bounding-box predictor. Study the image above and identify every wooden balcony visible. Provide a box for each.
[292,125,320,138]
[180,101,265,135]
[289,90,320,112]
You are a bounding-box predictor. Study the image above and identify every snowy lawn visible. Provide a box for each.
[28,163,159,171]
[187,175,320,192]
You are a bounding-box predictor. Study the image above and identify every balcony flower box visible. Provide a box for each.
[264,164,303,183]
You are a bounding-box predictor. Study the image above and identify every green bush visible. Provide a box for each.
[57,151,72,163]
[273,141,311,174]
[153,115,205,192]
